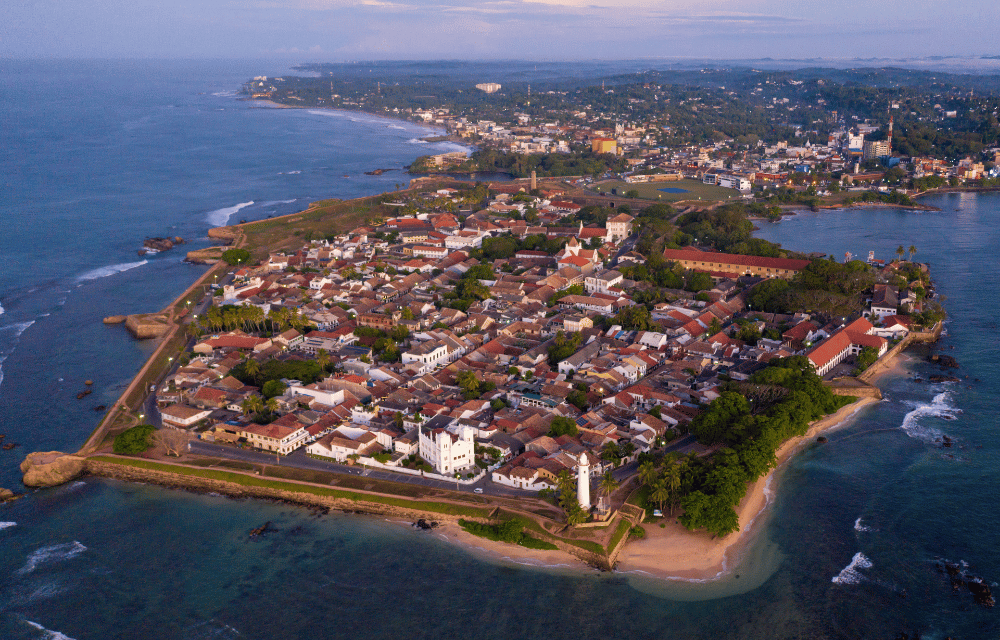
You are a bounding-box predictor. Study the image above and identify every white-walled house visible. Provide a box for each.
[418,423,475,475]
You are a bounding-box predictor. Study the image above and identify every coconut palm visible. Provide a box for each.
[638,460,657,487]
[244,357,261,383]
[896,245,905,262]
[663,461,683,516]
[317,348,330,372]
[599,470,620,502]
[241,395,263,418]
[649,477,670,514]
[908,245,917,261]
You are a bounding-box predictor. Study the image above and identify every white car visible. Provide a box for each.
[473,488,484,494]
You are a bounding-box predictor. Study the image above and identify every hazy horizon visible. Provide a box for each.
[2,0,998,63]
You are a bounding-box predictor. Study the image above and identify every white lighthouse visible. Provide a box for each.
[577,451,592,510]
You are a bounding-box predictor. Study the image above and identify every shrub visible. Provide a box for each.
[113,424,156,455]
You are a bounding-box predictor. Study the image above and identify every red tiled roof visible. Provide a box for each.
[662,248,810,272]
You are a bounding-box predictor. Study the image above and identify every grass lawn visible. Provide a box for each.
[589,178,742,204]
[90,456,490,518]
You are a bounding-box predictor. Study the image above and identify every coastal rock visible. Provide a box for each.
[144,237,175,252]
[0,487,17,502]
[20,451,87,488]
[930,354,959,368]
[103,315,127,324]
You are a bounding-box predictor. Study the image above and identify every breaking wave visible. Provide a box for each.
[18,541,87,575]
[76,260,148,282]
[854,517,873,532]
[0,320,37,392]
[25,620,77,640]
[407,138,429,144]
[0,521,16,531]
[900,391,958,442]
[206,201,255,227]
[832,551,873,585]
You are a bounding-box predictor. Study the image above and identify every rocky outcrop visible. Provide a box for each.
[103,315,127,324]
[0,487,18,502]
[208,226,239,241]
[185,247,225,265]
[20,452,87,487]
[124,314,172,339]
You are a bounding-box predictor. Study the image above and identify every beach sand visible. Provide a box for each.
[435,521,594,572]
[615,395,880,581]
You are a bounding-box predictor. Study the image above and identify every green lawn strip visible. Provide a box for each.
[519,535,559,551]
[458,518,560,551]
[606,518,632,553]
[90,456,488,518]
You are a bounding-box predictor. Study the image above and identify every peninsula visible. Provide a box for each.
[24,171,945,578]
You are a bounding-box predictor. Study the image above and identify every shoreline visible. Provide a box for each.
[613,394,880,582]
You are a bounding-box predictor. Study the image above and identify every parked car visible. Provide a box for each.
[652,509,663,518]
[473,488,484,494]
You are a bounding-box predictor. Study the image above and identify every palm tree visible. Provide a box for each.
[599,470,620,503]
[265,397,279,416]
[896,245,905,262]
[317,348,330,372]
[650,477,670,515]
[663,462,683,516]
[638,460,657,487]
[244,357,261,384]
[241,395,263,418]
[908,245,917,261]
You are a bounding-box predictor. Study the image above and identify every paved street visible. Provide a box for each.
[187,440,534,498]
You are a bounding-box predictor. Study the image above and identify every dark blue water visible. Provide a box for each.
[658,187,689,194]
[2,62,1000,639]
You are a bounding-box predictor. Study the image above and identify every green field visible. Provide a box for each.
[590,178,742,203]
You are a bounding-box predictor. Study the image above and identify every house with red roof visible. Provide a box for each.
[806,318,887,376]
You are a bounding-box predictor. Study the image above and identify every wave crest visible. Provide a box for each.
[206,201,255,227]
[18,541,87,575]
[832,551,873,584]
[25,620,78,640]
[901,391,958,442]
[76,260,148,282]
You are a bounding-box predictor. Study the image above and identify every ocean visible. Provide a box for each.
[1,61,999,639]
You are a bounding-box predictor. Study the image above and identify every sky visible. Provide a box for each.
[1,0,998,61]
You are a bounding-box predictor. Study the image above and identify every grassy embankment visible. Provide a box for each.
[592,178,737,203]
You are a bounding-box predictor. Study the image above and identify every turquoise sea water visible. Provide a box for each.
[2,62,999,638]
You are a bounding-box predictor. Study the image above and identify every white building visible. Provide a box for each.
[585,270,623,295]
[402,341,450,373]
[606,214,633,242]
[418,423,475,475]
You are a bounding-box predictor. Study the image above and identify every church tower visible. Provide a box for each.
[577,452,592,510]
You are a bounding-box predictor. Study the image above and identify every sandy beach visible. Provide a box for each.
[615,394,881,581]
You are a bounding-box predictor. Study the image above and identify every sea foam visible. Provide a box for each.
[25,620,77,640]
[18,541,87,575]
[206,201,255,227]
[832,551,873,584]
[900,391,957,442]
[0,521,16,531]
[854,517,873,533]
[76,260,148,282]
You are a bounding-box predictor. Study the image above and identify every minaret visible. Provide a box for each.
[530,170,537,192]
[577,452,592,510]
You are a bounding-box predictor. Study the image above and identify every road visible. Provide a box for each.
[187,440,536,498]
[609,232,639,268]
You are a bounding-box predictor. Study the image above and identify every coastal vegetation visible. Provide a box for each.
[113,424,156,455]
[458,518,559,550]
[633,357,853,537]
